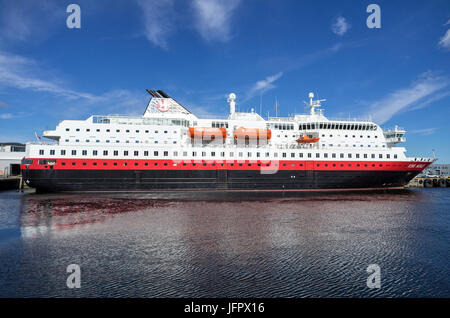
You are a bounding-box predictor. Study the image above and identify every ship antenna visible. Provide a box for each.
[275,97,278,117]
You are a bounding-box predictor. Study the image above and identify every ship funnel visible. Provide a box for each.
[227,93,236,114]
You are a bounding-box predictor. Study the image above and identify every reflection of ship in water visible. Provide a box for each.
[19,194,171,237]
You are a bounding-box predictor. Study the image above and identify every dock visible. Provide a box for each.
[407,176,450,188]
[0,177,21,191]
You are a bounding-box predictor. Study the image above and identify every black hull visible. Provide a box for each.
[22,169,420,192]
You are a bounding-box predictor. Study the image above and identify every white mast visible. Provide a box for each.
[308,92,326,115]
[227,93,236,115]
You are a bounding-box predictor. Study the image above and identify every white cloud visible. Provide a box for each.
[408,128,437,135]
[0,113,13,119]
[0,51,99,100]
[136,0,175,49]
[444,19,450,26]
[331,16,350,36]
[246,72,283,101]
[0,51,147,117]
[438,29,450,50]
[192,0,241,42]
[0,0,61,44]
[368,73,449,124]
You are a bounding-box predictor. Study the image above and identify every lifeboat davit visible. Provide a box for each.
[233,127,272,140]
[189,127,227,139]
[296,136,320,143]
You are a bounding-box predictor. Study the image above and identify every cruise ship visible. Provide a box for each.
[21,90,435,192]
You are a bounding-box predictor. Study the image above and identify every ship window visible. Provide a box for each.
[96,140,100,143]
[155,131,158,133]
[126,130,130,133]
[379,154,383,159]
[230,152,234,157]
[183,151,187,156]
[106,129,110,132]
[282,153,286,158]
[76,129,80,132]
[394,154,397,159]
[340,153,344,158]
[61,150,66,155]
[324,153,328,158]
[62,162,66,166]
[72,150,76,155]
[124,151,128,156]
[114,151,118,156]
[248,152,252,157]
[135,163,138,166]
[356,154,360,158]
[221,152,225,157]
[96,129,100,132]
[93,150,97,156]
[116,129,120,132]
[299,153,303,158]
[66,128,70,131]
[72,162,76,166]
[193,152,197,156]
[348,154,352,158]
[386,154,390,159]
[239,152,243,157]
[291,153,295,158]
[50,150,55,155]
[164,151,168,156]
[82,150,87,156]
[332,153,336,158]
[136,130,139,133]
[154,163,158,166]
[202,152,206,157]
[145,130,149,133]
[364,154,367,158]
[134,151,139,156]
[103,151,108,156]
[144,151,149,156]
[123,163,127,166]
[371,154,375,159]
[76,139,79,142]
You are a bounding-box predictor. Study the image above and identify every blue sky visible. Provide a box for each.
[0,0,449,161]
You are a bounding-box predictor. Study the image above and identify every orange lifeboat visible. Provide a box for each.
[296,136,320,143]
[233,127,272,140]
[189,127,227,139]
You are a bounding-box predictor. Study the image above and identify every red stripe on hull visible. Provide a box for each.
[21,158,433,172]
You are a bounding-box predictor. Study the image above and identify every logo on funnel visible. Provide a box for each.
[157,99,170,112]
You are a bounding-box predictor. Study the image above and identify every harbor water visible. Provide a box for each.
[0,188,449,297]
